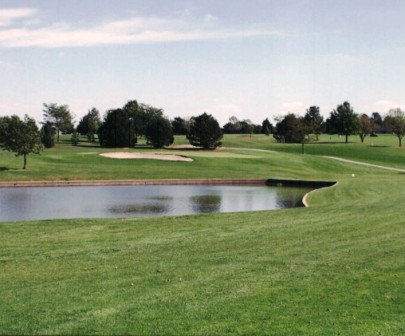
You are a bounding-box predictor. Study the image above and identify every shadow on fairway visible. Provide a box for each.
[75,144,101,149]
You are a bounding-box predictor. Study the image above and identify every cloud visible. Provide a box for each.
[205,102,243,125]
[329,53,377,66]
[282,101,304,110]
[0,8,280,48]
[203,14,218,26]
[0,8,37,27]
[376,100,405,111]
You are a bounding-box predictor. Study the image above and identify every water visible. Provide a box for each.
[0,185,312,222]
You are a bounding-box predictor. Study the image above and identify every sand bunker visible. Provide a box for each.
[100,152,193,162]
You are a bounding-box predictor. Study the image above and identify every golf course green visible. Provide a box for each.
[0,134,404,335]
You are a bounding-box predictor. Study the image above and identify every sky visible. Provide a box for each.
[0,0,405,126]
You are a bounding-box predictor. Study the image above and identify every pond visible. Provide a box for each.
[0,184,313,222]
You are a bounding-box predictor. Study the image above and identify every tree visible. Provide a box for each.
[145,115,174,148]
[123,100,143,141]
[98,108,135,147]
[76,108,101,142]
[222,116,242,134]
[371,112,383,133]
[273,114,311,154]
[71,132,80,146]
[326,101,359,143]
[273,114,303,143]
[0,115,43,169]
[358,114,373,143]
[43,103,74,142]
[384,108,405,147]
[304,106,324,140]
[188,113,223,149]
[172,117,188,135]
[240,119,254,138]
[40,121,56,148]
[0,116,8,144]
[253,124,262,134]
[98,100,168,148]
[261,118,273,136]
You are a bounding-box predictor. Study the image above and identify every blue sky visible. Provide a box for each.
[0,0,404,125]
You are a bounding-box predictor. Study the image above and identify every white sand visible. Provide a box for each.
[100,152,193,162]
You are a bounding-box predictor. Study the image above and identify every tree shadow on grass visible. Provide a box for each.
[0,166,19,171]
[74,144,102,149]
[316,141,348,144]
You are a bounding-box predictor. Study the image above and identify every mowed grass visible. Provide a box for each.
[222,133,405,169]
[0,134,402,182]
[0,135,404,335]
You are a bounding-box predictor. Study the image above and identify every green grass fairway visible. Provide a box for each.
[0,135,404,335]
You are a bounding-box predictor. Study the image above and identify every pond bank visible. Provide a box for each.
[0,178,336,188]
[0,178,267,188]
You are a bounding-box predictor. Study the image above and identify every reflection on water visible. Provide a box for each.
[276,188,306,208]
[190,195,222,213]
[0,185,313,222]
[109,203,170,214]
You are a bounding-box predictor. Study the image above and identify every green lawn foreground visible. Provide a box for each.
[0,135,404,335]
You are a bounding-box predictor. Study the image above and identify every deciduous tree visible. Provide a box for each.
[273,114,305,143]
[273,113,312,154]
[43,103,74,142]
[384,108,405,147]
[358,114,373,143]
[77,108,101,142]
[304,106,324,139]
[1,115,43,169]
[326,101,359,143]
[222,116,242,134]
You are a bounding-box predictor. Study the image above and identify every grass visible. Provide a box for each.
[0,134,404,335]
[0,135,399,182]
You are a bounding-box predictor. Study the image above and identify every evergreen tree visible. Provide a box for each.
[40,121,56,148]
[188,113,223,149]
[98,108,134,147]
[145,115,174,148]
[261,118,273,136]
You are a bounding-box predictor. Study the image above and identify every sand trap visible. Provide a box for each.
[100,152,193,162]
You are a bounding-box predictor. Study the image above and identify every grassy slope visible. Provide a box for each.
[0,135,404,335]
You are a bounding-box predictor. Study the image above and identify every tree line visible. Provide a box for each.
[272,101,405,150]
[0,100,224,168]
[1,98,405,169]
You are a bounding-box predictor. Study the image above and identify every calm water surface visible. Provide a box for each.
[0,185,312,222]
